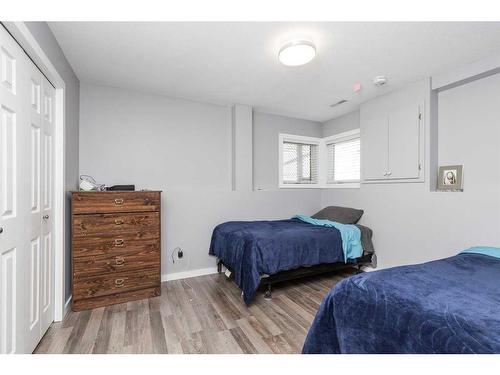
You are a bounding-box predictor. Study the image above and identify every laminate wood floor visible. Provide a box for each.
[34,269,356,354]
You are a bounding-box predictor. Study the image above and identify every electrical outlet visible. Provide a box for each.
[171,247,185,263]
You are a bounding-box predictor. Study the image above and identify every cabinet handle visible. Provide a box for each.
[114,239,124,247]
[386,171,392,176]
[114,219,124,225]
[383,172,388,176]
[115,257,125,266]
[114,198,124,205]
[115,278,125,287]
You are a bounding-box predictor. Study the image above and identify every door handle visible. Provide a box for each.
[0,227,3,234]
[386,171,392,176]
[43,215,50,220]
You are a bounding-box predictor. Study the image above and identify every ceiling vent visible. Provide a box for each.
[330,99,348,108]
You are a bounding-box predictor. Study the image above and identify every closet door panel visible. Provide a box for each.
[361,115,388,181]
[0,27,30,354]
[387,104,421,179]
[40,77,55,335]
[25,69,43,352]
[1,103,17,218]
[0,25,55,354]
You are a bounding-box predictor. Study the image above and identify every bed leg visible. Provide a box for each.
[355,264,363,274]
[264,284,272,299]
[217,260,222,274]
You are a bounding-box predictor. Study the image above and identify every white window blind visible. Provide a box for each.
[327,137,360,183]
[282,141,319,184]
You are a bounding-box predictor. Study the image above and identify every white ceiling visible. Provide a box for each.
[49,22,500,122]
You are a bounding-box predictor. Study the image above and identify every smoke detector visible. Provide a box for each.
[373,76,388,87]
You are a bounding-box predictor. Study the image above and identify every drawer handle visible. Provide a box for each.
[114,219,124,225]
[114,239,124,247]
[114,198,124,205]
[115,257,125,266]
[115,278,125,287]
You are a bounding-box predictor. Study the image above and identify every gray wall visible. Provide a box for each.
[79,83,322,277]
[323,110,359,137]
[253,111,323,190]
[25,22,80,300]
[321,74,500,269]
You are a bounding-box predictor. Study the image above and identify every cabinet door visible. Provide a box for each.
[387,104,421,180]
[361,115,388,181]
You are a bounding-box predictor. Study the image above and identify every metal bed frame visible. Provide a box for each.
[217,252,375,299]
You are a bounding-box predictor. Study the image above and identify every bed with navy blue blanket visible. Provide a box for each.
[302,247,500,354]
[209,215,368,305]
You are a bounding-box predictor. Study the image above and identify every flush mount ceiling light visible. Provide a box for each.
[278,39,316,67]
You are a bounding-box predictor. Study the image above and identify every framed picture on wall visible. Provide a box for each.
[437,165,464,191]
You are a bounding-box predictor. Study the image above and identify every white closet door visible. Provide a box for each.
[0,26,55,354]
[387,104,421,180]
[361,114,388,181]
[25,64,43,352]
[40,77,55,336]
[0,25,30,354]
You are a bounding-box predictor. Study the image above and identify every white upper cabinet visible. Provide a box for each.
[388,104,422,180]
[361,115,388,181]
[362,102,424,183]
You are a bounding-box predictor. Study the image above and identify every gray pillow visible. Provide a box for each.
[312,206,364,224]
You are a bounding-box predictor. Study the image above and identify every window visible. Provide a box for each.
[279,130,360,189]
[282,142,319,184]
[327,137,360,183]
[279,135,320,187]
[325,130,361,185]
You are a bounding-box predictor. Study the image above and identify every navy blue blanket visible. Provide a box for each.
[209,219,347,305]
[302,253,500,354]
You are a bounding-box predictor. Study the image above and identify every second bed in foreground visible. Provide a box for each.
[303,247,500,354]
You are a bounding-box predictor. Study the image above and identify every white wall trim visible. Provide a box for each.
[4,22,67,322]
[161,267,218,282]
[325,182,361,189]
[323,128,360,144]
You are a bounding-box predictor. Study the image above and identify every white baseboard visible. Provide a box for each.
[63,295,72,317]
[161,267,218,282]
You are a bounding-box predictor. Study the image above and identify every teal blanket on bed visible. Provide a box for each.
[460,246,500,259]
[292,215,363,262]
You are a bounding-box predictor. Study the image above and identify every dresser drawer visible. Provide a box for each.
[73,247,160,280]
[72,236,159,258]
[73,212,160,238]
[73,269,160,300]
[72,191,161,214]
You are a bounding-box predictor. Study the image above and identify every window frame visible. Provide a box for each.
[278,130,361,189]
[278,134,322,189]
[324,129,361,189]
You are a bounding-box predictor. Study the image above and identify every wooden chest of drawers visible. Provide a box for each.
[71,191,161,311]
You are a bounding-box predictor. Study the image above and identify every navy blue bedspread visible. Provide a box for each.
[209,219,346,305]
[302,254,500,354]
